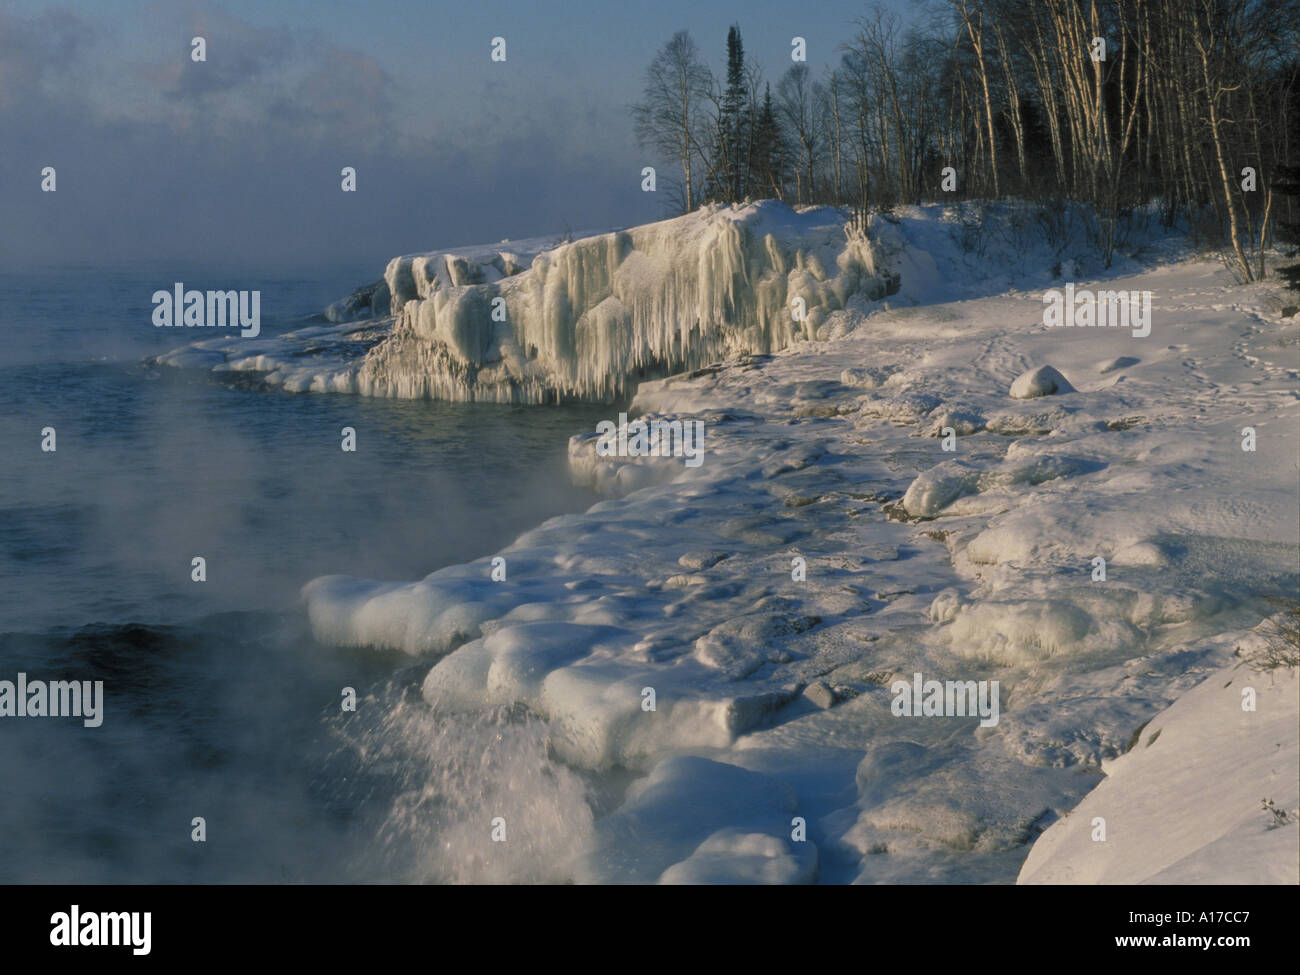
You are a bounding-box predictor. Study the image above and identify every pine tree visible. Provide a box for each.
[749,84,785,200]
[1275,165,1300,243]
[710,24,749,202]
[1274,164,1300,291]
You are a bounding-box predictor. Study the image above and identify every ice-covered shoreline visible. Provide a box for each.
[155,202,899,402]
[162,203,1300,882]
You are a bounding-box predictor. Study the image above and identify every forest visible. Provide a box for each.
[632,0,1300,282]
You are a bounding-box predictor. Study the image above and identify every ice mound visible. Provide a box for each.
[1010,364,1075,398]
[660,829,817,884]
[926,407,985,436]
[355,201,898,403]
[901,460,982,517]
[902,453,1084,518]
[575,756,814,883]
[416,614,805,770]
[301,568,534,655]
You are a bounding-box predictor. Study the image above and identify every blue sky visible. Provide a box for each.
[1,0,925,269]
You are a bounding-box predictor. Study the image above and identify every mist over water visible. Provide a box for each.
[0,267,614,882]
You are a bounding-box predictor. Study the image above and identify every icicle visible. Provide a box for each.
[358,201,895,403]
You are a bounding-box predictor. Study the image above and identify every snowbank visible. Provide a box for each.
[1018,655,1299,884]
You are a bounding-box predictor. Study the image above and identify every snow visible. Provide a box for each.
[1018,653,1299,884]
[164,201,1298,883]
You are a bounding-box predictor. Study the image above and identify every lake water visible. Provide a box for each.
[0,265,613,881]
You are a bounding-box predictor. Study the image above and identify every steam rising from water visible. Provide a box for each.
[337,690,597,884]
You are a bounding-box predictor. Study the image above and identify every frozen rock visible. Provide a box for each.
[355,201,898,403]
[1009,364,1074,398]
[324,279,388,322]
[576,756,809,883]
[659,829,817,884]
[902,461,981,517]
[840,365,900,389]
[803,681,836,710]
[926,408,984,437]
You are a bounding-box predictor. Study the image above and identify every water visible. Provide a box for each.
[0,266,612,882]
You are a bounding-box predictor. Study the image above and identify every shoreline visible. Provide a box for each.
[151,205,1299,882]
[302,244,1298,882]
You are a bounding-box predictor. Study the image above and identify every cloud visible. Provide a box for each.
[0,7,97,108]
[0,2,654,268]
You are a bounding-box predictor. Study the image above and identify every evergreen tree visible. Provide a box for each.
[749,84,785,200]
[1275,165,1300,244]
[1273,164,1300,291]
[709,24,749,202]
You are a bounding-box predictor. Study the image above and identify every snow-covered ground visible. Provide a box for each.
[1019,654,1298,884]
[158,202,1300,883]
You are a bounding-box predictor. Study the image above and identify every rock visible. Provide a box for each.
[1010,365,1075,399]
[324,279,386,323]
[803,681,837,710]
[927,408,984,436]
[678,550,729,571]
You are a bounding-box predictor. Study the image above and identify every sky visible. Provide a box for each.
[0,0,925,270]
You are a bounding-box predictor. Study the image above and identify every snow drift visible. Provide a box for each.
[1019,652,1299,884]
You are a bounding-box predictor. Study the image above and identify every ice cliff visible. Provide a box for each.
[355,202,898,403]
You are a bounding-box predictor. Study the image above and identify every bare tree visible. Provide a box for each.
[631,1,1295,258]
[953,0,1000,196]
[777,64,821,205]
[632,31,713,213]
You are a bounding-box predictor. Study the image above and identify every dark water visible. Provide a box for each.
[0,266,612,882]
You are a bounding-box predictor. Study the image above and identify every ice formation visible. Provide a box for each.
[156,203,899,402]
[150,202,895,402]
[354,202,897,402]
[297,206,1297,882]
